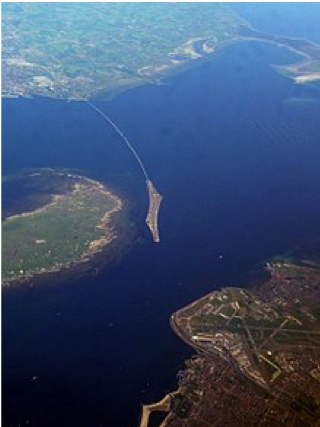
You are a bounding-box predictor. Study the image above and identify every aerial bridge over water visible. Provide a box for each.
[87,101,162,243]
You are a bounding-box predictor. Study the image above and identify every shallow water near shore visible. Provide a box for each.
[2,40,320,427]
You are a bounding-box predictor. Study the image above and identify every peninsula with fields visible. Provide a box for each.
[2,3,320,102]
[1,3,246,100]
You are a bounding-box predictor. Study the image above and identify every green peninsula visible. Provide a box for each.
[2,169,129,287]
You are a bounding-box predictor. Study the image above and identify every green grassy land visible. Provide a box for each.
[1,3,245,99]
[2,175,121,283]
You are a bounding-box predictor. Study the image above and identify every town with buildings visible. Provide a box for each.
[141,260,320,426]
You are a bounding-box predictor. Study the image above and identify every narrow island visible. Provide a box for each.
[2,169,133,288]
[146,179,163,243]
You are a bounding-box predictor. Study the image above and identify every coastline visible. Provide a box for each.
[3,23,320,103]
[2,207,137,291]
[2,170,135,289]
[149,260,320,426]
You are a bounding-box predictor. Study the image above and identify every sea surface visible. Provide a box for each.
[2,40,320,427]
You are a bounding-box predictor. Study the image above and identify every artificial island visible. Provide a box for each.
[146,179,163,243]
[2,169,133,288]
[140,257,320,426]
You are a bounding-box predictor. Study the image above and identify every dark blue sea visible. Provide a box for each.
[2,41,320,427]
